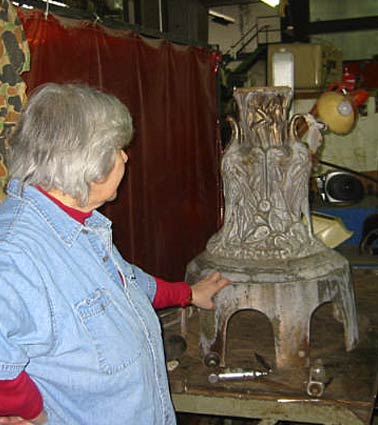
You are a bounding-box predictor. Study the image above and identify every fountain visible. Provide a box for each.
[185,87,359,369]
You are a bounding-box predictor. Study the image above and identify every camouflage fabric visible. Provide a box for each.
[0,0,29,201]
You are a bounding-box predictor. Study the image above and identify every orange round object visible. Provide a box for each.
[316,91,356,135]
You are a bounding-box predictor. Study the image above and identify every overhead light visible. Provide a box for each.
[41,0,69,8]
[12,0,68,7]
[260,0,280,7]
[209,9,235,25]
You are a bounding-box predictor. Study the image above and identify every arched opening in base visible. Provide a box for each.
[225,308,275,370]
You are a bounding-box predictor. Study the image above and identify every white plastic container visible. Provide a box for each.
[271,48,294,89]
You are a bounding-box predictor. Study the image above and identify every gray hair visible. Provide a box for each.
[9,83,133,206]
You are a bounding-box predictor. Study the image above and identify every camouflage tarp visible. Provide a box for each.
[0,0,30,200]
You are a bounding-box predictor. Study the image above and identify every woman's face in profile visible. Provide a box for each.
[86,149,128,210]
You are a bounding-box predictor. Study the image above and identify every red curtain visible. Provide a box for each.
[19,10,221,280]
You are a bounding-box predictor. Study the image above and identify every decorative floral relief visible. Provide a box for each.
[207,87,326,260]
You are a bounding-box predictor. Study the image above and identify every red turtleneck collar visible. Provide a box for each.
[36,186,92,225]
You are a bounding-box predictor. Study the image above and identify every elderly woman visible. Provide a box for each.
[0,83,229,425]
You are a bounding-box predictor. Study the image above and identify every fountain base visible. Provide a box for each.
[185,247,359,369]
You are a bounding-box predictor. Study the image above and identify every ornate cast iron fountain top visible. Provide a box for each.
[207,87,325,261]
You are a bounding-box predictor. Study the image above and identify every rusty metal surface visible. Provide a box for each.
[167,269,378,425]
[185,248,359,369]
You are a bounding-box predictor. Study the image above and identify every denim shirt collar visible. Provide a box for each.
[6,179,112,248]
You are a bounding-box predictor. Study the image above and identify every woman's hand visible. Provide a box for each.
[191,272,230,310]
[0,418,33,424]
[30,411,47,425]
[0,410,47,425]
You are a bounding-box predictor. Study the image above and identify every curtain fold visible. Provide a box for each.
[19,10,221,280]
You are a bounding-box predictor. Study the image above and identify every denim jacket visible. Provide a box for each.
[0,180,176,424]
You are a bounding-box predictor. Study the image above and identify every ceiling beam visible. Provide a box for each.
[309,16,378,35]
[200,0,260,7]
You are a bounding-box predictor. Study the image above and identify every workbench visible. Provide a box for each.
[165,267,378,424]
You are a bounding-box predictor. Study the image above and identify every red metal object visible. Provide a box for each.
[343,60,378,89]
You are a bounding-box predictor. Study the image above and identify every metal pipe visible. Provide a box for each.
[209,369,269,384]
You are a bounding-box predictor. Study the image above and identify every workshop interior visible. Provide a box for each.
[1,0,378,423]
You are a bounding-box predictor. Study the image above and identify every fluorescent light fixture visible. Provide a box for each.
[12,0,68,7]
[209,9,235,24]
[260,0,280,7]
[41,0,69,8]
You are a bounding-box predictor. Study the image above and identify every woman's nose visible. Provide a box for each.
[121,150,128,163]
